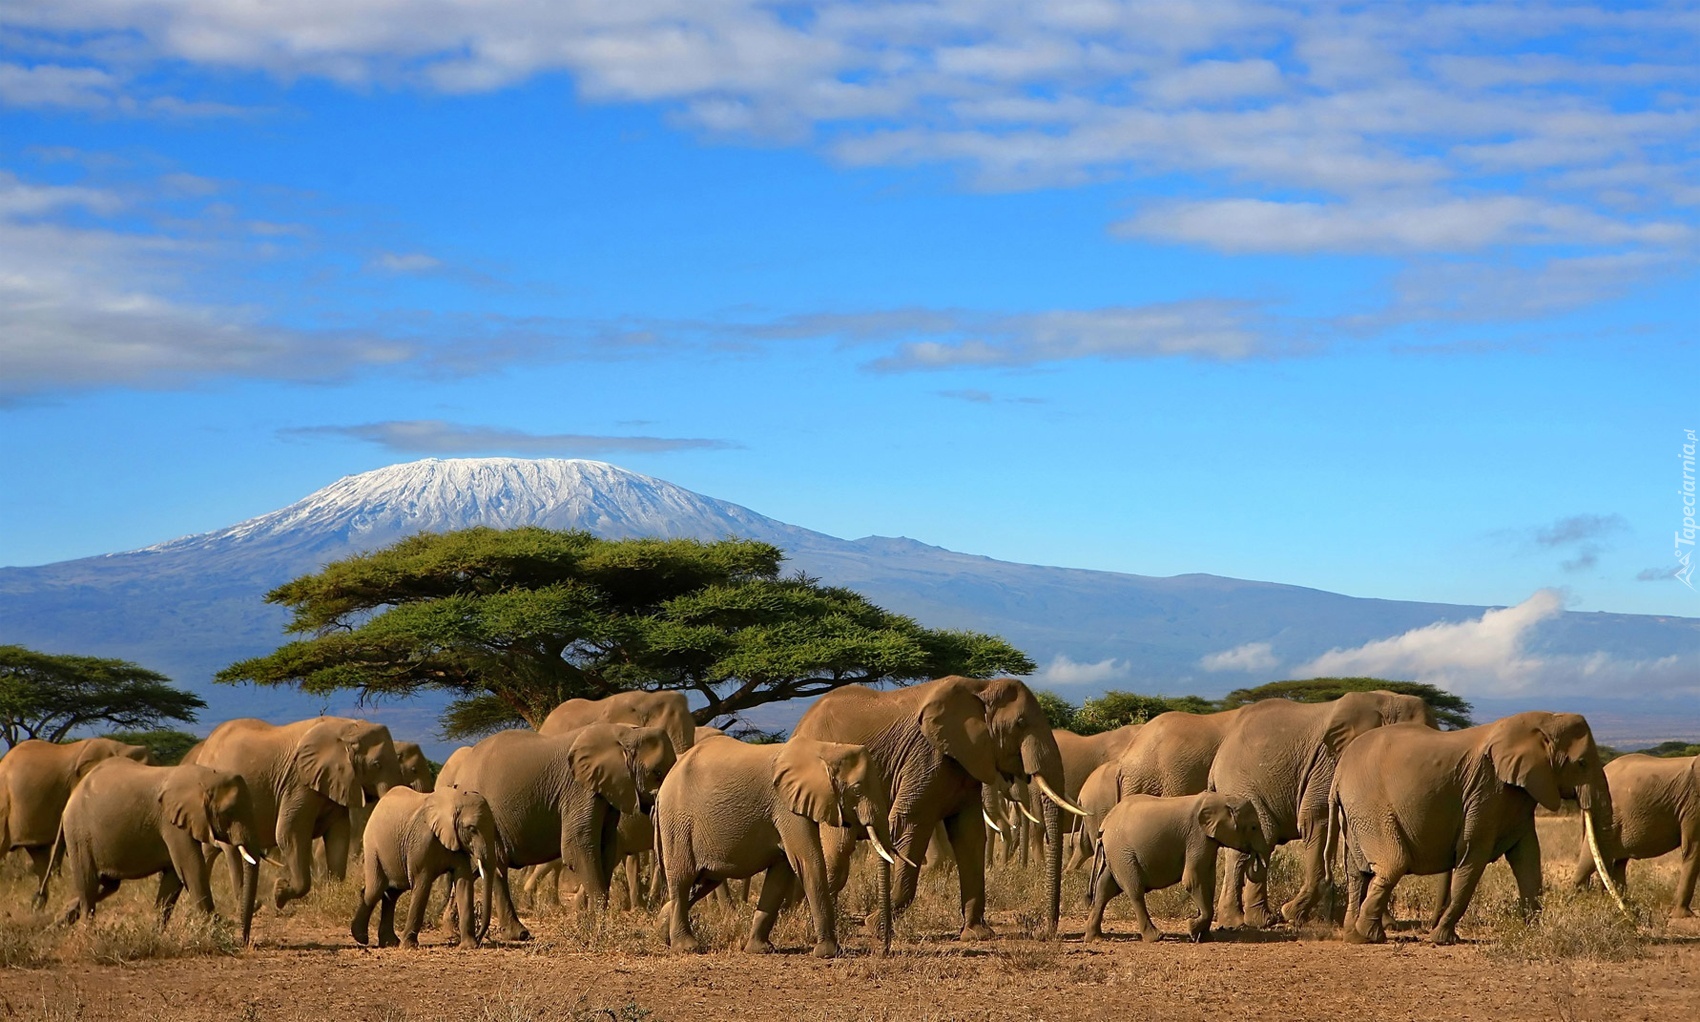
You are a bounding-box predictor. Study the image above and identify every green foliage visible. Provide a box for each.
[1033,690,1077,731]
[1631,740,1700,758]
[103,729,201,765]
[0,646,204,749]
[218,528,1035,739]
[1220,676,1474,730]
[1069,691,1221,734]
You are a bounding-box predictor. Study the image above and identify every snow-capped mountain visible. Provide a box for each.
[3,457,1696,750]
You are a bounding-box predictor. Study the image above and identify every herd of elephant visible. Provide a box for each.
[1,677,1695,959]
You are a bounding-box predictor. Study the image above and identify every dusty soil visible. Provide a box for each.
[4,815,1695,1022]
[3,905,1697,1022]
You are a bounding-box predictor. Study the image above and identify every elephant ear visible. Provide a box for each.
[160,769,217,845]
[424,792,462,853]
[570,729,641,816]
[918,679,1002,786]
[1196,795,1238,846]
[294,722,362,808]
[1488,725,1562,811]
[1322,694,1387,757]
[774,740,843,826]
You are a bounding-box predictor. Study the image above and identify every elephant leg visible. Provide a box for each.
[665,858,702,953]
[155,870,184,926]
[1186,856,1218,942]
[820,825,856,894]
[1128,883,1160,943]
[623,853,643,911]
[1506,836,1543,923]
[1281,818,1330,924]
[402,869,438,948]
[25,846,53,892]
[1674,836,1698,918]
[351,881,382,945]
[1083,861,1120,941]
[945,809,993,940]
[747,861,795,954]
[1572,840,1598,890]
[453,870,478,949]
[491,865,531,942]
[1214,847,1246,927]
[321,814,352,883]
[1429,860,1488,945]
[1345,868,1402,944]
[377,890,401,948]
[1425,872,1452,931]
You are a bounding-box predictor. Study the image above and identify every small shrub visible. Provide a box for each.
[0,914,53,968]
[60,911,240,964]
[1488,887,1647,962]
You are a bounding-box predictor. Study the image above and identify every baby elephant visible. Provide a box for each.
[657,736,907,957]
[1085,792,1269,943]
[43,759,264,942]
[353,785,498,949]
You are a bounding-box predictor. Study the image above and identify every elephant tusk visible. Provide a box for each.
[981,809,1003,835]
[1584,811,1631,919]
[1016,801,1041,826]
[239,847,258,866]
[1033,775,1089,817]
[865,826,897,865]
[475,861,485,880]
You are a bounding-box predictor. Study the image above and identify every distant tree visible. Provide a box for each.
[103,729,202,765]
[1633,740,1700,758]
[0,646,205,749]
[1034,690,1078,732]
[1071,691,1222,735]
[1220,677,1474,730]
[218,528,1035,740]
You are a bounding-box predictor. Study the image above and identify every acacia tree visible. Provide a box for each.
[1220,676,1474,730]
[0,646,205,749]
[218,528,1035,738]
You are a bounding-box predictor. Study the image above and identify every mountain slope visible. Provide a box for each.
[2,458,1696,748]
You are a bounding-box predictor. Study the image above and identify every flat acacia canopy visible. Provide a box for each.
[218,527,1035,738]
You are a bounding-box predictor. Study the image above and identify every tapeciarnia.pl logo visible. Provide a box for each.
[1677,428,1696,591]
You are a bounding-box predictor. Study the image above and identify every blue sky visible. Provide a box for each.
[2,1,1696,622]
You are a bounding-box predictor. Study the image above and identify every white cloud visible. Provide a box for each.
[1031,654,1129,688]
[282,419,738,455]
[1200,641,1278,672]
[1298,589,1566,694]
[369,251,444,274]
[4,2,1695,254]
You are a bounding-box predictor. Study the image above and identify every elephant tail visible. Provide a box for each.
[35,823,65,909]
[1088,827,1108,905]
[1323,771,1344,881]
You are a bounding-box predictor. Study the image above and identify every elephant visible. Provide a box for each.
[657,736,906,957]
[981,780,1038,867]
[40,758,263,943]
[183,716,405,910]
[1114,707,1246,800]
[1,737,150,894]
[1208,692,1436,927]
[1054,725,1142,869]
[1073,761,1122,876]
[1334,711,1620,945]
[396,742,436,792]
[1084,792,1271,943]
[1573,753,1698,917]
[437,722,676,941]
[523,803,653,912]
[540,691,696,755]
[352,785,498,949]
[791,675,1087,939]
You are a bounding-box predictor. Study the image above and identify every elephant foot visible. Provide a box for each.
[674,932,702,954]
[1279,897,1310,925]
[1671,906,1694,920]
[745,937,774,954]
[1342,927,1374,945]
[1216,908,1245,929]
[1082,925,1101,943]
[811,940,840,959]
[1428,926,1458,946]
[377,932,400,949]
[351,922,370,946]
[1139,927,1161,943]
[959,922,995,942]
[1243,904,1274,928]
[1189,927,1212,944]
[497,922,532,942]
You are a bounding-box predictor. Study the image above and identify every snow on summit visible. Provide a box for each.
[144,457,801,556]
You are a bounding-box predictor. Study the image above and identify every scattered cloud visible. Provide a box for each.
[937,389,1044,406]
[281,420,739,456]
[3,3,1695,261]
[368,252,444,274]
[1200,641,1278,672]
[0,61,251,118]
[1535,514,1627,549]
[1030,654,1129,688]
[1636,565,1680,582]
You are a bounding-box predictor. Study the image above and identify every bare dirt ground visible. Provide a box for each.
[3,816,1696,1022]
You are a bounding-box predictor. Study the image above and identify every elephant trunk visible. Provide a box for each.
[239,856,259,945]
[1042,796,1061,937]
[1017,732,1070,937]
[876,852,892,956]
